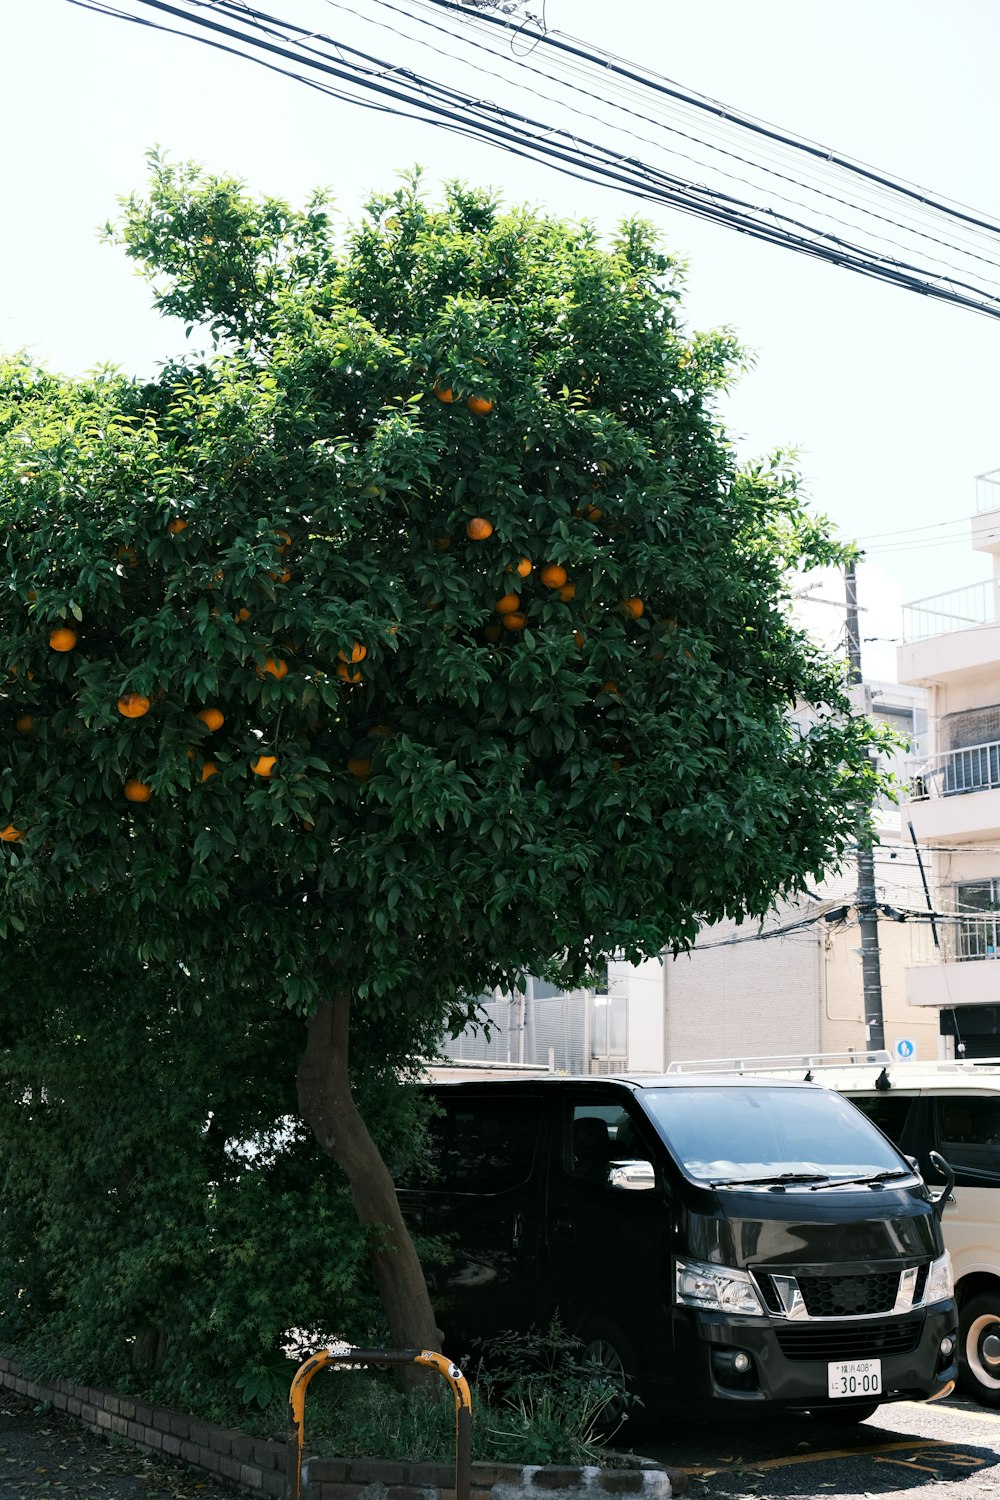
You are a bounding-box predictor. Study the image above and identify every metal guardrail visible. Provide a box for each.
[287,1346,472,1500]
[976,468,1000,514]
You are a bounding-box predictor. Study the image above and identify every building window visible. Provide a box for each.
[955,881,1000,961]
[591,992,627,1059]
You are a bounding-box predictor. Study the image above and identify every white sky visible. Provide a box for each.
[5,0,999,681]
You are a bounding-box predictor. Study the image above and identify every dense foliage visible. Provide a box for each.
[0,156,888,1378]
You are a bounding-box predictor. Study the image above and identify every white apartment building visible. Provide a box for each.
[897,470,1000,1058]
[438,678,937,1073]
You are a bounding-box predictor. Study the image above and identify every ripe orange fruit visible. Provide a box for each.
[337,642,367,664]
[502,611,527,632]
[116,546,138,568]
[275,529,292,552]
[167,518,187,534]
[260,657,288,680]
[25,589,37,602]
[467,395,494,415]
[540,564,568,589]
[251,754,277,777]
[495,593,521,615]
[558,582,576,602]
[0,824,24,842]
[516,557,532,577]
[621,597,645,619]
[601,681,620,696]
[117,693,151,719]
[336,663,363,684]
[234,607,251,623]
[573,630,585,649]
[124,778,152,802]
[370,724,393,737]
[347,757,371,781]
[49,627,77,653]
[196,707,224,732]
[466,517,494,541]
[15,715,33,734]
[435,384,455,403]
[201,760,219,781]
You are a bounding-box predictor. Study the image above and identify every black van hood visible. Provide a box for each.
[686,1184,938,1268]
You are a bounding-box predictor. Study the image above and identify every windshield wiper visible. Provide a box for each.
[710,1171,829,1188]
[807,1168,912,1191]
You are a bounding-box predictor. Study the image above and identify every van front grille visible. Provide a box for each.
[797,1271,900,1317]
[776,1317,923,1362]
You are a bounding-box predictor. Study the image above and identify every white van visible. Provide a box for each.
[668,1052,1000,1406]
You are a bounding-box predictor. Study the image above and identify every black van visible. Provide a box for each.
[398,1074,958,1428]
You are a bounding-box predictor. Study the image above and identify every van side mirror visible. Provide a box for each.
[607,1158,656,1192]
[928,1149,956,1222]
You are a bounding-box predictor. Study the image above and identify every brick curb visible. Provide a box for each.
[0,1357,685,1500]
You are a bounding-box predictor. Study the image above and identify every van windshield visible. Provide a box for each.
[642,1085,909,1185]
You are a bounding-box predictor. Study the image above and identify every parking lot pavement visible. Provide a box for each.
[0,1388,241,1499]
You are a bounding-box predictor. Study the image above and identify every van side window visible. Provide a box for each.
[937,1096,1000,1176]
[423,1096,542,1193]
[565,1104,637,1182]
[848,1094,915,1147]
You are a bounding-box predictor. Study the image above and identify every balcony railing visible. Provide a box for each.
[977,468,1000,514]
[902,579,1000,642]
[954,915,1000,961]
[909,740,1000,800]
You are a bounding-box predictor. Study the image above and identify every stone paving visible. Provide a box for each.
[0,1388,242,1499]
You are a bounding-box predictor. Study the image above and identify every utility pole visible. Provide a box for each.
[845,559,886,1053]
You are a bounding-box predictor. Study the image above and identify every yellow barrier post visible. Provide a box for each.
[287,1346,472,1500]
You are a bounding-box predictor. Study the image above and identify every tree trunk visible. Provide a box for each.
[296,989,441,1360]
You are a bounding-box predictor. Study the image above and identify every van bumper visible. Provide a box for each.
[670,1300,959,1413]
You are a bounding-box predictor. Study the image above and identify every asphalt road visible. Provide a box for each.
[0,1388,240,1499]
[635,1392,1000,1498]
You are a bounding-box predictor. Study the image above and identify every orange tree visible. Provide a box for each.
[0,159,886,1354]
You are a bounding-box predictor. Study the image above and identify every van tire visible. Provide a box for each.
[959,1291,1000,1406]
[580,1318,649,1437]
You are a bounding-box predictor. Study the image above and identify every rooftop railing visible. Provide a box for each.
[976,468,1000,514]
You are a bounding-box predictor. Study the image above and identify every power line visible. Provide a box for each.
[64,0,1000,323]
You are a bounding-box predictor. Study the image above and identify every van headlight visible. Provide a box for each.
[675,1257,764,1316]
[923,1251,953,1306]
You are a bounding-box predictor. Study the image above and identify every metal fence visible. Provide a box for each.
[909,740,1000,800]
[902,579,1000,642]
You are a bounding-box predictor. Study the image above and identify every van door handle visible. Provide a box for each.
[552,1218,577,1242]
[512,1212,524,1250]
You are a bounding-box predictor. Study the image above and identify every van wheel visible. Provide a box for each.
[959,1292,1000,1406]
[580,1318,648,1438]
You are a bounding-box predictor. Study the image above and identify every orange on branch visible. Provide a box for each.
[337,642,367,664]
[275,529,292,552]
[558,582,576,602]
[540,564,568,589]
[124,779,152,802]
[234,607,251,623]
[621,597,645,619]
[506,557,532,578]
[201,761,219,782]
[0,825,24,842]
[196,707,225,732]
[117,693,151,719]
[434,384,455,403]
[15,715,33,734]
[336,663,363,684]
[495,593,521,615]
[48,627,77,653]
[347,758,371,781]
[465,517,493,541]
[259,657,288,680]
[167,518,188,534]
[251,755,277,778]
[467,395,494,415]
[502,612,527,632]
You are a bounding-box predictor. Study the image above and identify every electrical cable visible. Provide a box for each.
[63,0,1000,322]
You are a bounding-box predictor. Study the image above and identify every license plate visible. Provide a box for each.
[827,1358,882,1399]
